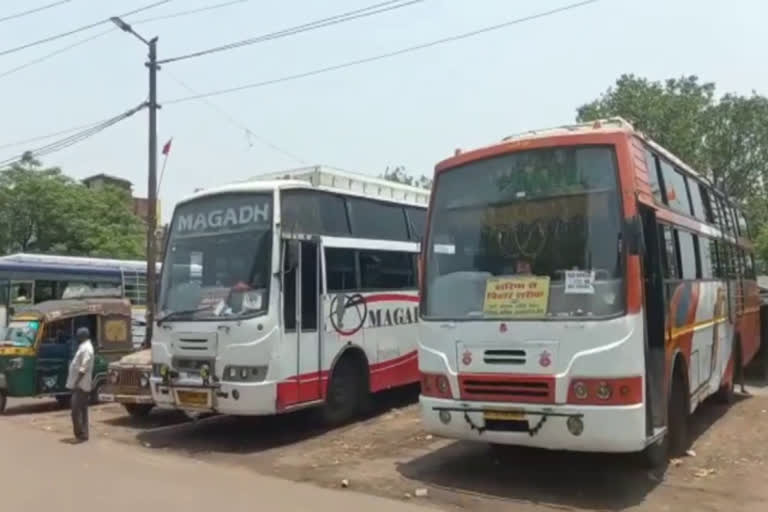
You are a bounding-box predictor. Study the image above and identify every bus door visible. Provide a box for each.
[640,206,666,432]
[282,238,322,404]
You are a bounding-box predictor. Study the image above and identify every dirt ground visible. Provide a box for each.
[4,376,768,511]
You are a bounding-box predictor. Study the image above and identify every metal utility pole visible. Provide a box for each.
[111,17,159,346]
[145,36,159,346]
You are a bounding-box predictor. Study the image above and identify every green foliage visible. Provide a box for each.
[578,75,768,265]
[0,153,145,259]
[381,166,432,189]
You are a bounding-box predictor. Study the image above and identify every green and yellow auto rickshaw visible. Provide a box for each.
[0,297,135,413]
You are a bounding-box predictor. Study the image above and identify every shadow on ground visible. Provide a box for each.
[397,392,750,510]
[135,384,420,455]
[102,408,189,430]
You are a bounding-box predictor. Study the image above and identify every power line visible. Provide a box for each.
[0,102,147,167]
[0,117,107,151]
[132,0,248,24]
[158,0,425,65]
[0,0,252,81]
[166,0,600,105]
[0,0,172,58]
[167,72,307,164]
[0,0,72,24]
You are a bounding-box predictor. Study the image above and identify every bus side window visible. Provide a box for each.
[699,237,715,279]
[699,185,715,224]
[326,248,357,292]
[677,230,698,279]
[359,250,416,290]
[660,225,681,280]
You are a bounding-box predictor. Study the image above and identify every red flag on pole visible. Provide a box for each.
[161,138,173,156]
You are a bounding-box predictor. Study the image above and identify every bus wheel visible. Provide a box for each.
[667,370,690,457]
[124,403,153,419]
[90,379,106,405]
[0,391,7,414]
[322,356,364,426]
[716,341,741,404]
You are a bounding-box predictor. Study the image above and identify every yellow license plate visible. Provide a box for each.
[177,390,208,407]
[484,410,525,421]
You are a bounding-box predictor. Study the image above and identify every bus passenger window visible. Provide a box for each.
[699,237,715,279]
[677,231,698,279]
[359,251,415,290]
[644,149,664,203]
[325,248,357,292]
[661,226,680,279]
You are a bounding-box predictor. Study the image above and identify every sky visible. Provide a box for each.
[0,0,766,223]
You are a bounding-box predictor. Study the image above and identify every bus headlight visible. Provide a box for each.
[223,365,267,383]
[140,373,150,388]
[596,382,612,401]
[108,370,119,384]
[572,381,588,400]
[200,364,210,380]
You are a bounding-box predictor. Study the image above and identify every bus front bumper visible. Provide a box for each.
[151,378,278,416]
[420,396,647,453]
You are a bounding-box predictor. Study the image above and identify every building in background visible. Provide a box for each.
[83,173,164,260]
[82,173,161,229]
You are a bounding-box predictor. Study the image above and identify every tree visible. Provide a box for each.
[0,153,145,259]
[578,75,768,225]
[381,166,432,189]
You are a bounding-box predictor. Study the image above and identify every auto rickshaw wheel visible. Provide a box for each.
[0,391,7,414]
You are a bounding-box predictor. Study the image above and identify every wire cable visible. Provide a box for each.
[0,0,73,24]
[0,102,147,167]
[132,0,248,24]
[158,0,424,65]
[0,0,252,81]
[165,0,600,104]
[167,72,307,164]
[0,0,172,58]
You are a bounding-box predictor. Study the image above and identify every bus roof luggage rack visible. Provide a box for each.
[246,165,430,206]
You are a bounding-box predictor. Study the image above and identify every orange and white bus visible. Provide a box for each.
[418,118,761,466]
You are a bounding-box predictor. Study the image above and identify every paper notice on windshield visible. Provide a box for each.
[483,276,550,317]
[564,270,595,295]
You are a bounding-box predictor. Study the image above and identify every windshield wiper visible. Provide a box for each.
[157,305,214,324]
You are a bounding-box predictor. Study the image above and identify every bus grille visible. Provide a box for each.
[118,369,141,387]
[459,374,554,403]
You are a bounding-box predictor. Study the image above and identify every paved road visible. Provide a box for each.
[0,419,433,512]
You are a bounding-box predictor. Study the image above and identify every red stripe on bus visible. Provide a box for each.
[363,293,419,304]
[276,350,418,410]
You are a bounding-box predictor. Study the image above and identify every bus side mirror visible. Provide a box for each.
[625,215,643,256]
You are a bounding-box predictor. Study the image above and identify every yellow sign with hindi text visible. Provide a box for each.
[483,276,550,317]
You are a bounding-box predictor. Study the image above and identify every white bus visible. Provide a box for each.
[418,120,761,466]
[151,166,428,423]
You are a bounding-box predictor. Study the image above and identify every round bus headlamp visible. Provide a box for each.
[159,365,169,377]
[240,368,249,380]
[596,382,612,400]
[573,381,588,400]
[200,364,210,380]
[567,416,584,436]
[140,373,150,388]
[436,375,449,395]
[438,410,452,424]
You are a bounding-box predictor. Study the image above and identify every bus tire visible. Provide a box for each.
[0,391,7,414]
[640,436,668,470]
[667,367,690,458]
[715,340,741,404]
[124,403,153,418]
[322,355,366,426]
[90,378,106,405]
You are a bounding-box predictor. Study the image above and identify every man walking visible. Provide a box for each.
[66,327,94,442]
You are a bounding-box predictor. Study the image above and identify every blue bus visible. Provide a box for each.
[0,253,159,347]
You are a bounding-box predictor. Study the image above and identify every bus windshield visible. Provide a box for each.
[424,146,624,320]
[160,193,273,321]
